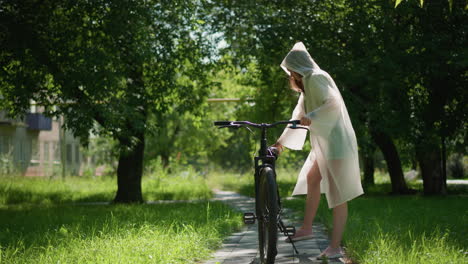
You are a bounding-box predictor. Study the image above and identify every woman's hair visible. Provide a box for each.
[289,76,304,93]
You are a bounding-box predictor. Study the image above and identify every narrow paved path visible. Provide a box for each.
[204,190,346,264]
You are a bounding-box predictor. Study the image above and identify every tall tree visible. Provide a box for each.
[337,0,415,194]
[337,0,466,194]
[402,0,467,194]
[0,0,212,202]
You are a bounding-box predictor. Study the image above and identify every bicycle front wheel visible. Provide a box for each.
[258,166,278,264]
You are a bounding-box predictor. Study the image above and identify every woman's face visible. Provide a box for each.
[290,71,302,81]
[288,70,304,92]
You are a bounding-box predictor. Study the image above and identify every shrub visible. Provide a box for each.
[447,154,466,179]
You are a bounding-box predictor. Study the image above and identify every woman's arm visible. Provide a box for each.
[271,142,284,154]
[276,93,308,150]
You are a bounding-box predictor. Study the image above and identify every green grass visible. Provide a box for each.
[0,173,243,263]
[283,195,468,264]
[0,202,242,264]
[208,169,468,264]
[0,173,212,205]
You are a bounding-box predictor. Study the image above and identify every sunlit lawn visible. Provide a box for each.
[0,174,243,264]
[2,169,466,264]
[209,169,468,264]
[0,173,212,205]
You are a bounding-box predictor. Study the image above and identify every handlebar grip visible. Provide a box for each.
[214,121,232,126]
[290,120,300,125]
[288,126,308,130]
[288,120,307,130]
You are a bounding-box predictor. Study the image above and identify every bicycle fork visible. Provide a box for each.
[244,161,300,255]
[243,210,299,255]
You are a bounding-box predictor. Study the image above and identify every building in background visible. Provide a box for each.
[0,106,82,177]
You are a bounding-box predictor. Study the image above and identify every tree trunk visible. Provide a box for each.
[161,154,170,169]
[416,141,446,195]
[113,133,145,203]
[440,133,448,192]
[362,148,375,187]
[371,130,412,194]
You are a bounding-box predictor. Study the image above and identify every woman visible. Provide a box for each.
[273,42,364,259]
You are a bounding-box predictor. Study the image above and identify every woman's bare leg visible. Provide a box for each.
[300,161,322,231]
[330,202,348,248]
[320,158,348,256]
[319,202,348,257]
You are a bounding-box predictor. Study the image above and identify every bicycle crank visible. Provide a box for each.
[243,212,256,224]
[284,226,296,237]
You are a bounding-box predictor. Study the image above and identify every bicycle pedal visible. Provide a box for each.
[243,212,256,224]
[284,226,296,236]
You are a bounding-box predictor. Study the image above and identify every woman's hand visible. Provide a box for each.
[300,116,311,126]
[271,142,284,155]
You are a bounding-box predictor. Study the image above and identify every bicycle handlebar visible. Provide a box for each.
[214,120,307,129]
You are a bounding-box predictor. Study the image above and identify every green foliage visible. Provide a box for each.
[0,153,20,177]
[81,135,119,175]
[203,0,467,190]
[0,0,216,201]
[394,0,458,10]
[1,0,466,192]
[0,0,213,146]
[447,154,467,179]
[144,57,273,170]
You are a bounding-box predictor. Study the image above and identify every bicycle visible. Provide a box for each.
[214,120,306,264]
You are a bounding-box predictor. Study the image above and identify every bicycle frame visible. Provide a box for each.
[214,120,303,263]
[254,126,278,220]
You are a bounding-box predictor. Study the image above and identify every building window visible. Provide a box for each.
[1,136,12,156]
[31,139,39,161]
[75,145,80,164]
[53,142,60,162]
[66,144,72,164]
[19,141,23,162]
[0,136,4,154]
[44,142,50,162]
[30,101,37,113]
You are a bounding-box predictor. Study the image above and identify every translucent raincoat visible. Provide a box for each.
[277,42,363,208]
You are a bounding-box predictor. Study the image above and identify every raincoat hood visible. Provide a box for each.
[280,42,320,77]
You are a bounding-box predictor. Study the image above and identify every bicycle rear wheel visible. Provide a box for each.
[258,166,278,264]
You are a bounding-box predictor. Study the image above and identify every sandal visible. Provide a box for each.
[285,228,313,243]
[316,247,344,259]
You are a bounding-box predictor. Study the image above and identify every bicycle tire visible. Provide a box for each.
[258,166,278,264]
